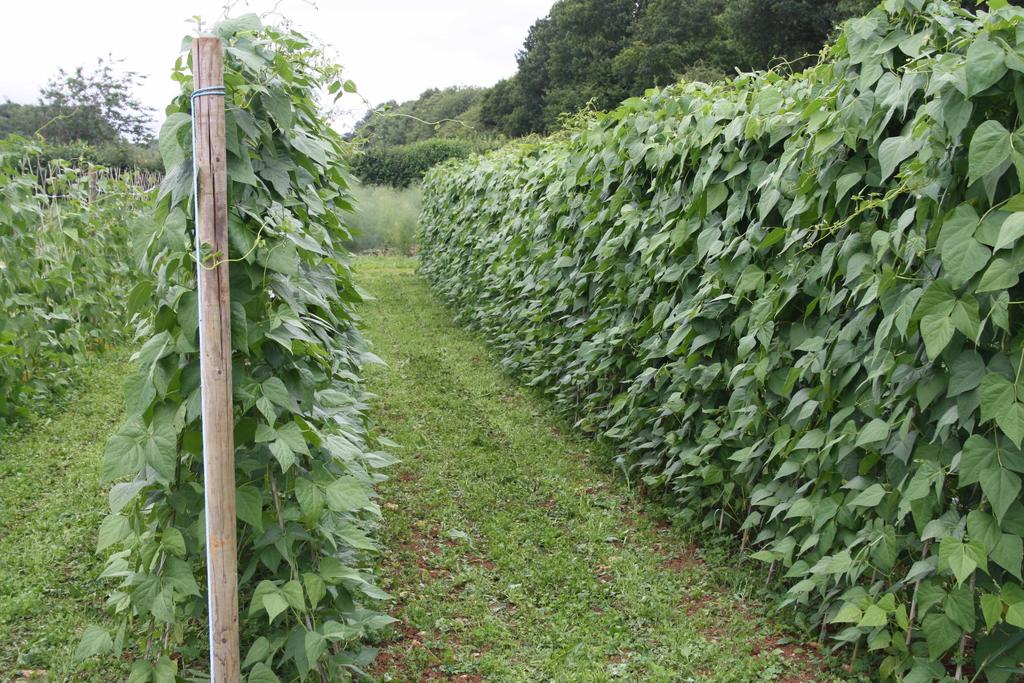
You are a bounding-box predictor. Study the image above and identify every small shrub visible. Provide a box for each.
[352,138,484,187]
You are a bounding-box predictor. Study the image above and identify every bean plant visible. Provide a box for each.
[0,140,144,423]
[81,16,394,682]
[419,1,1024,679]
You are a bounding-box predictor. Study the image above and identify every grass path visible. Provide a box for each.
[0,257,835,682]
[0,349,131,681]
[356,256,833,683]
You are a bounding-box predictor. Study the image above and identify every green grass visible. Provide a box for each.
[0,349,131,681]
[344,183,422,255]
[0,258,846,682]
[355,256,841,682]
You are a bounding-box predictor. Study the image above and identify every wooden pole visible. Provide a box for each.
[87,165,98,204]
[191,35,240,682]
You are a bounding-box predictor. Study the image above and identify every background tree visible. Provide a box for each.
[37,56,153,144]
[1,56,153,146]
[480,0,640,136]
[352,85,488,147]
[360,0,1024,164]
[612,0,734,89]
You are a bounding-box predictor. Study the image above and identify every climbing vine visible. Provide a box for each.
[79,15,393,682]
[420,1,1024,679]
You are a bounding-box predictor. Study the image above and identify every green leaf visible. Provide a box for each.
[281,580,305,610]
[981,466,1022,524]
[294,477,324,523]
[977,256,1022,293]
[247,662,281,683]
[856,419,890,447]
[262,91,293,130]
[966,41,1007,97]
[108,479,148,514]
[878,135,918,181]
[968,510,1002,551]
[262,377,291,409]
[920,314,955,360]
[991,534,1024,580]
[831,602,863,623]
[858,604,888,628]
[303,572,326,608]
[1000,403,1024,448]
[940,230,990,288]
[921,613,961,660]
[161,527,186,557]
[275,421,309,455]
[215,13,262,37]
[158,112,191,173]
[270,439,296,471]
[262,241,300,276]
[242,636,271,670]
[961,435,998,487]
[937,202,987,288]
[163,558,200,596]
[151,587,175,623]
[101,420,149,483]
[939,537,988,586]
[914,279,956,320]
[325,476,372,512]
[153,655,177,683]
[970,121,1012,184]
[980,373,1017,425]
[236,484,264,531]
[145,413,178,482]
[794,429,825,450]
[1006,600,1024,628]
[337,523,378,551]
[228,149,260,187]
[74,625,113,661]
[850,483,886,507]
[980,593,1004,630]
[980,373,1024,446]
[947,351,986,397]
[995,213,1024,251]
[945,585,976,632]
[262,591,289,623]
[97,514,130,552]
[303,631,326,672]
[951,296,981,341]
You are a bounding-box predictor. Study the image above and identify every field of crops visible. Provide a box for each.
[4,1,1024,681]
[419,1,1024,680]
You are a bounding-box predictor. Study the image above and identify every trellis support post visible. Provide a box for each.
[191,34,241,683]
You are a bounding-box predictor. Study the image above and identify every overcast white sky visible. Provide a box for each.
[0,0,553,132]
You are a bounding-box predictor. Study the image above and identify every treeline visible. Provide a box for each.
[0,57,160,171]
[355,0,1021,153]
[350,86,489,147]
[350,0,885,185]
[480,0,878,136]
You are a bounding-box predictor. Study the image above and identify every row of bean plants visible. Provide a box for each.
[419,1,1024,679]
[79,16,394,682]
[0,140,146,423]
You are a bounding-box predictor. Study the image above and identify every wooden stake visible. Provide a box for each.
[192,35,240,682]
[87,165,98,204]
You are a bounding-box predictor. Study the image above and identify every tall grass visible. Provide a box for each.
[344,183,421,255]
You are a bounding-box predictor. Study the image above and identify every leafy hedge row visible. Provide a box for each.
[351,138,481,188]
[0,140,145,423]
[420,1,1024,679]
[83,16,393,681]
